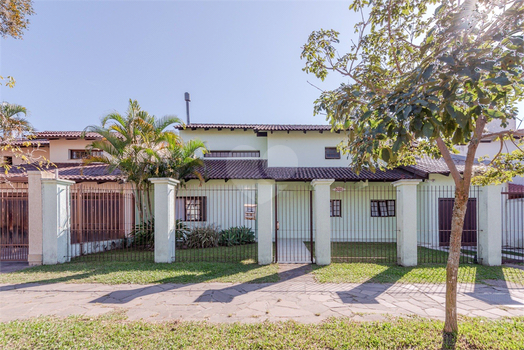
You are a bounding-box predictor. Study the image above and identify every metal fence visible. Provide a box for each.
[68,183,153,262]
[174,182,258,263]
[417,184,481,264]
[273,183,313,263]
[0,182,28,261]
[330,182,398,263]
[501,185,524,263]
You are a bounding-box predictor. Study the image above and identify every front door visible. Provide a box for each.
[274,183,314,263]
[438,198,477,246]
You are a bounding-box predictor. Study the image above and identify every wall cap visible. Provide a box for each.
[149,178,180,186]
[392,179,422,187]
[41,178,75,186]
[311,179,335,187]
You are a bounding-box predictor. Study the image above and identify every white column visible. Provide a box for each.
[150,178,179,263]
[478,184,502,266]
[257,180,275,265]
[27,171,53,265]
[311,179,334,265]
[392,179,422,267]
[41,178,75,265]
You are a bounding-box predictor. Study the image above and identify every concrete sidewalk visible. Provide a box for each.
[1,278,524,323]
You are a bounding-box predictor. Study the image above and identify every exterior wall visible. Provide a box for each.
[179,129,268,159]
[1,147,49,166]
[267,131,348,167]
[48,139,95,163]
[275,182,313,241]
[502,195,524,249]
[178,179,258,237]
[330,182,397,242]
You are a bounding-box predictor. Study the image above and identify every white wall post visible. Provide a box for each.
[257,180,275,265]
[311,179,334,265]
[478,184,503,266]
[150,178,179,263]
[27,171,53,265]
[41,178,75,265]
[392,179,421,267]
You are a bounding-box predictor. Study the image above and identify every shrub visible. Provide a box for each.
[219,226,256,246]
[130,218,154,248]
[186,225,220,249]
[175,220,190,248]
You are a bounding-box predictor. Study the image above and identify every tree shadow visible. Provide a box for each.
[467,265,523,306]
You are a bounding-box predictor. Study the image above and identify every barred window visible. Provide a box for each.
[370,200,395,217]
[330,199,342,217]
[176,197,207,221]
[325,147,340,159]
[69,149,103,160]
[204,151,260,158]
[3,156,13,166]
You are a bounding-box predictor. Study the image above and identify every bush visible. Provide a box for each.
[175,220,190,248]
[186,225,221,249]
[130,218,154,248]
[219,226,256,246]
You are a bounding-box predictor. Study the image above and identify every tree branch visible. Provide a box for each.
[436,137,463,186]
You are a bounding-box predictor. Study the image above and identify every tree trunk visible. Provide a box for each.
[444,186,470,334]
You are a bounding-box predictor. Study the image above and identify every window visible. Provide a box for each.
[330,199,342,217]
[2,156,13,166]
[371,200,395,217]
[69,149,103,160]
[325,147,340,159]
[176,197,207,221]
[204,150,260,158]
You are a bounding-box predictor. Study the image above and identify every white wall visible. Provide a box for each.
[502,195,524,249]
[179,129,268,159]
[48,139,95,163]
[1,147,49,166]
[267,131,348,167]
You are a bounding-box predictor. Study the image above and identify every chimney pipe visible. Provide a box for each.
[184,92,191,125]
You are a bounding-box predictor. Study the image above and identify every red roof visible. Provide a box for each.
[36,131,103,139]
[177,124,334,132]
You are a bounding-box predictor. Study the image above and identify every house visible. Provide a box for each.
[1,124,522,265]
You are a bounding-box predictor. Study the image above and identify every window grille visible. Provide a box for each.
[370,200,395,217]
[325,147,340,159]
[330,199,342,217]
[204,151,260,158]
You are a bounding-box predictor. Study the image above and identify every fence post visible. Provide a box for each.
[392,179,421,267]
[27,171,52,265]
[478,184,503,266]
[150,178,179,263]
[311,179,334,265]
[41,177,75,265]
[257,180,274,265]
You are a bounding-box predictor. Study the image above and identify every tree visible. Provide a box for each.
[302,0,524,338]
[0,0,34,39]
[84,99,206,221]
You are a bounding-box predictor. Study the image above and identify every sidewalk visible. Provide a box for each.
[2,273,524,323]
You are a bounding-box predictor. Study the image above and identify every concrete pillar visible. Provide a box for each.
[27,171,53,265]
[150,178,179,263]
[478,184,502,266]
[311,179,334,265]
[392,179,422,267]
[41,178,75,265]
[257,180,275,265]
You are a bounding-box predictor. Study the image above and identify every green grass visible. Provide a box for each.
[503,249,524,257]
[0,260,279,285]
[1,313,524,349]
[312,263,524,284]
[71,243,258,263]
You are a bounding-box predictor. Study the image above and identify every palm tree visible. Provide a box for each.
[0,102,32,140]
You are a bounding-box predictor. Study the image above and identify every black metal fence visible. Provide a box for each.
[417,184,481,264]
[330,183,398,263]
[68,183,154,262]
[0,182,28,261]
[174,182,258,263]
[501,185,524,264]
[273,183,313,263]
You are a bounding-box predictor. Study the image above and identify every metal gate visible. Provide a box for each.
[501,185,524,263]
[274,183,314,263]
[0,183,29,261]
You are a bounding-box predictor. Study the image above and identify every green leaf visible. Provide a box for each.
[380,148,391,163]
[422,122,435,138]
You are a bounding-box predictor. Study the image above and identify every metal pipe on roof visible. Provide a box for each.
[184,92,191,124]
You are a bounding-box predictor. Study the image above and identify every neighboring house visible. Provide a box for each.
[1,125,522,264]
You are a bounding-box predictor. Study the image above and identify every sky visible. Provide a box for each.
[0,0,357,132]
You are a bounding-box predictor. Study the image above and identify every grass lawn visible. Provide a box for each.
[1,313,523,349]
[312,263,524,284]
[70,243,258,264]
[0,260,279,285]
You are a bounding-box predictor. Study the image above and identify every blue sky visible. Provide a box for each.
[0,0,356,132]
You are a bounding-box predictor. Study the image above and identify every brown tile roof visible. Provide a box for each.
[177,123,334,132]
[3,163,122,182]
[0,139,49,147]
[401,155,471,177]
[191,160,422,181]
[36,131,103,139]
